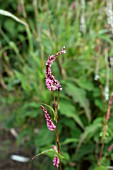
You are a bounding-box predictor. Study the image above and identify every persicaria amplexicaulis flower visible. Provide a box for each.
[41,105,56,131]
[46,47,66,91]
[53,156,60,168]
[52,146,60,168]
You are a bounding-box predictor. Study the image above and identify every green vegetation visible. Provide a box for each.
[0,0,113,169]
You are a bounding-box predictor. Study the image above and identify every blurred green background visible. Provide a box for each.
[0,0,113,170]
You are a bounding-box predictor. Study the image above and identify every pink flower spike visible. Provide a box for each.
[53,156,60,168]
[52,146,60,168]
[46,47,66,91]
[41,105,56,131]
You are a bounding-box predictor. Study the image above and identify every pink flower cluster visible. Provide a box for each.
[46,47,66,91]
[52,146,60,168]
[41,105,56,131]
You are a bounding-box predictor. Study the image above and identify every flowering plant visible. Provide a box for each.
[33,47,66,169]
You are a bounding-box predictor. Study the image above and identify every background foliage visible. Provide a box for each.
[0,0,113,169]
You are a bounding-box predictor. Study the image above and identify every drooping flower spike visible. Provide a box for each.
[46,47,66,91]
[41,105,56,131]
[52,146,60,168]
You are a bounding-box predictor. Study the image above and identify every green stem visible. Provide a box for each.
[98,120,107,166]
[53,91,62,170]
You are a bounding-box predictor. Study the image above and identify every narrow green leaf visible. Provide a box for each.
[0,9,28,26]
[55,152,65,160]
[65,83,91,122]
[32,148,65,160]
[61,138,78,145]
[32,148,53,160]
[98,29,108,35]
[41,103,55,114]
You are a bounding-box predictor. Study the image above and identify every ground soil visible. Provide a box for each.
[0,129,36,170]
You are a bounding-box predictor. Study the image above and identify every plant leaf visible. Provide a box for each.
[65,83,91,122]
[32,148,65,160]
[32,148,54,160]
[0,9,28,26]
[59,98,84,129]
[41,103,55,114]
[76,118,102,152]
[61,138,78,145]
